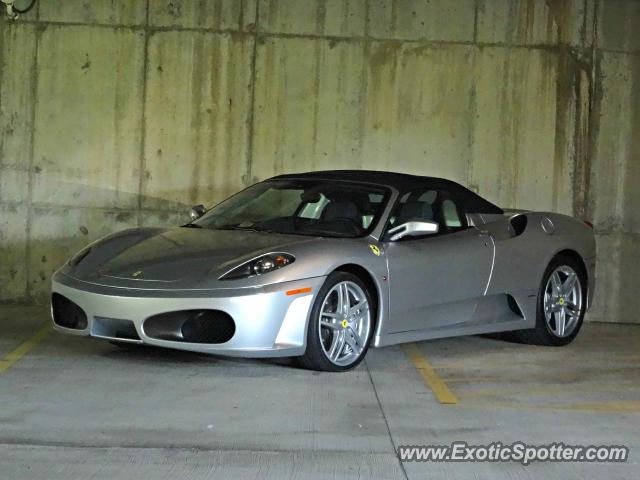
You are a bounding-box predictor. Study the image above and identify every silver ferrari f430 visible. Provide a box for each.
[51,171,596,371]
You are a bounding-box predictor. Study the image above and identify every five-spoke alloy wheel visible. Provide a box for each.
[515,254,587,346]
[318,280,371,367]
[543,265,583,338]
[298,272,374,371]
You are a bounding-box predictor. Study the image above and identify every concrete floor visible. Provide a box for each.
[0,306,638,479]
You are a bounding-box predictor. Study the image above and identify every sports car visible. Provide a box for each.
[51,170,596,371]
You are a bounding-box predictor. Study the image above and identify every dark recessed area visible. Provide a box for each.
[51,293,88,330]
[510,214,528,237]
[144,309,235,344]
[93,316,140,341]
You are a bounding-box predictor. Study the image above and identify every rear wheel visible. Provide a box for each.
[297,272,374,372]
[515,254,586,346]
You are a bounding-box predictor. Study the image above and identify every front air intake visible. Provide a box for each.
[143,310,235,344]
[51,293,88,330]
[93,316,141,341]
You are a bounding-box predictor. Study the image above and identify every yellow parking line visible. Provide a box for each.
[402,343,458,404]
[443,368,640,383]
[456,399,640,413]
[432,356,640,371]
[0,324,50,374]
[565,401,640,413]
[459,382,640,399]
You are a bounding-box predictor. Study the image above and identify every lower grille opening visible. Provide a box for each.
[93,317,141,341]
[143,310,235,344]
[51,293,88,330]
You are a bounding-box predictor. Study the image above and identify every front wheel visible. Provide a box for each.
[297,272,374,371]
[515,254,587,346]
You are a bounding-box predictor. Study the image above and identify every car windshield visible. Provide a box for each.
[193,180,390,238]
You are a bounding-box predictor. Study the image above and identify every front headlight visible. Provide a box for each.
[219,253,295,280]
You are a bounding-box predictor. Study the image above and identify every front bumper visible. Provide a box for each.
[51,272,326,358]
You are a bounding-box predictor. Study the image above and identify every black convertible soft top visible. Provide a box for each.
[272,170,504,215]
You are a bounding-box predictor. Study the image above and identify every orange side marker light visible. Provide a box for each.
[286,287,312,296]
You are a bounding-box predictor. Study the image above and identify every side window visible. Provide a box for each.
[387,189,437,233]
[389,192,433,227]
[437,194,468,233]
[417,190,437,204]
[362,193,383,229]
[442,199,462,228]
[386,188,468,238]
[388,192,411,226]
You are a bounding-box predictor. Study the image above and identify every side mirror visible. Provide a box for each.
[189,204,206,221]
[387,220,439,241]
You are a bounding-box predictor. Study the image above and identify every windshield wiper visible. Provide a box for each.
[215,224,278,234]
[216,224,254,231]
[296,230,354,238]
[181,223,202,228]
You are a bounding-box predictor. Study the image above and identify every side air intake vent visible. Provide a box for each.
[507,294,524,318]
[509,214,528,237]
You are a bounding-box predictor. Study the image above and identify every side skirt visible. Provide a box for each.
[374,318,532,347]
[373,293,536,347]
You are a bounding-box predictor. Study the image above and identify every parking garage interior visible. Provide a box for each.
[1,1,639,479]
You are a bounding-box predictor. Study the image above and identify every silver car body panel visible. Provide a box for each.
[52,273,326,357]
[51,174,596,358]
[375,210,595,347]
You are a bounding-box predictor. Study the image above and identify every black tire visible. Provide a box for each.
[514,254,587,346]
[297,271,375,372]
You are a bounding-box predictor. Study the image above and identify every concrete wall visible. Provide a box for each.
[0,0,638,323]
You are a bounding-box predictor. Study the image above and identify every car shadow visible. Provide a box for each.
[101,341,301,370]
[477,331,529,344]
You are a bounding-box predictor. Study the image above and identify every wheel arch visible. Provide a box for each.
[550,248,590,309]
[553,249,588,287]
[333,263,382,332]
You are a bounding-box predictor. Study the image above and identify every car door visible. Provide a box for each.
[384,189,494,334]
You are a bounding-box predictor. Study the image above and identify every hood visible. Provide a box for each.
[68,227,316,286]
